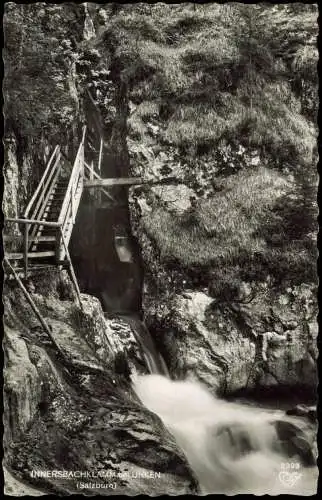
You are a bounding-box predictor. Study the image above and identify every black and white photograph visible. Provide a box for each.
[1,2,319,496]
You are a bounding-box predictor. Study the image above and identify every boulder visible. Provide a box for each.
[143,282,318,396]
[4,282,198,496]
[286,405,317,422]
[272,420,316,466]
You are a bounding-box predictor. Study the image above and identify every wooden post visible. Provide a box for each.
[60,228,82,309]
[97,138,103,205]
[89,160,94,200]
[98,138,103,176]
[81,127,86,182]
[55,226,61,265]
[24,222,29,278]
[4,257,63,354]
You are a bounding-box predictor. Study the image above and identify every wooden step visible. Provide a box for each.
[52,196,68,201]
[39,228,57,235]
[47,204,62,209]
[47,201,65,208]
[5,260,71,278]
[7,251,56,260]
[11,260,70,272]
[46,209,61,215]
[47,205,62,210]
[84,177,145,187]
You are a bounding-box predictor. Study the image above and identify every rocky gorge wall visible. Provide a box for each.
[3,271,198,495]
[127,112,318,400]
[2,123,197,494]
[2,3,318,494]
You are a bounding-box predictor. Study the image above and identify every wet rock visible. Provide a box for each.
[213,423,258,459]
[141,280,318,396]
[286,405,317,422]
[3,327,42,444]
[151,184,195,214]
[145,290,256,394]
[4,466,45,496]
[4,281,198,495]
[272,420,316,466]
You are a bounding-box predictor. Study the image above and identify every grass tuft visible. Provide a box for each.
[143,167,316,292]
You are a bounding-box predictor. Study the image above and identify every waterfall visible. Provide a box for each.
[132,374,318,495]
[120,315,170,377]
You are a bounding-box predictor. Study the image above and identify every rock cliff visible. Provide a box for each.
[2,3,318,494]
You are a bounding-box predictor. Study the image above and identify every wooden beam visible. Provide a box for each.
[3,257,63,355]
[84,177,145,188]
[24,223,29,278]
[59,228,82,309]
[98,138,103,175]
[5,218,61,228]
[84,162,115,202]
[3,235,57,243]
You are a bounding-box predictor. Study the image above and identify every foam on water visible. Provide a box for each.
[132,374,318,495]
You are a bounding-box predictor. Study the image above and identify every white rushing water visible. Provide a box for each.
[132,374,318,495]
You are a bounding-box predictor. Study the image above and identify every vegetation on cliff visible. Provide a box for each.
[4,3,85,142]
[92,3,318,298]
[98,3,317,160]
[3,2,318,374]
[2,5,318,493]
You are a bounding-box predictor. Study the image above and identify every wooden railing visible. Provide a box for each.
[24,145,62,250]
[3,124,110,304]
[4,218,61,278]
[57,126,86,260]
[5,218,82,307]
[24,146,61,221]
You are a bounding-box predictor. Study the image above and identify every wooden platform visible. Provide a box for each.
[84,177,145,188]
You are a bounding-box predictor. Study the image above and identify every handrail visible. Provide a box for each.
[58,126,86,230]
[30,152,61,221]
[28,151,62,250]
[6,126,87,287]
[24,145,60,218]
[59,151,82,229]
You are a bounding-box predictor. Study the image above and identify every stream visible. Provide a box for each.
[132,374,318,495]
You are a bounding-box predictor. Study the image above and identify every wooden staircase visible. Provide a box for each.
[4,119,144,306]
[4,127,88,290]
[28,178,70,263]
